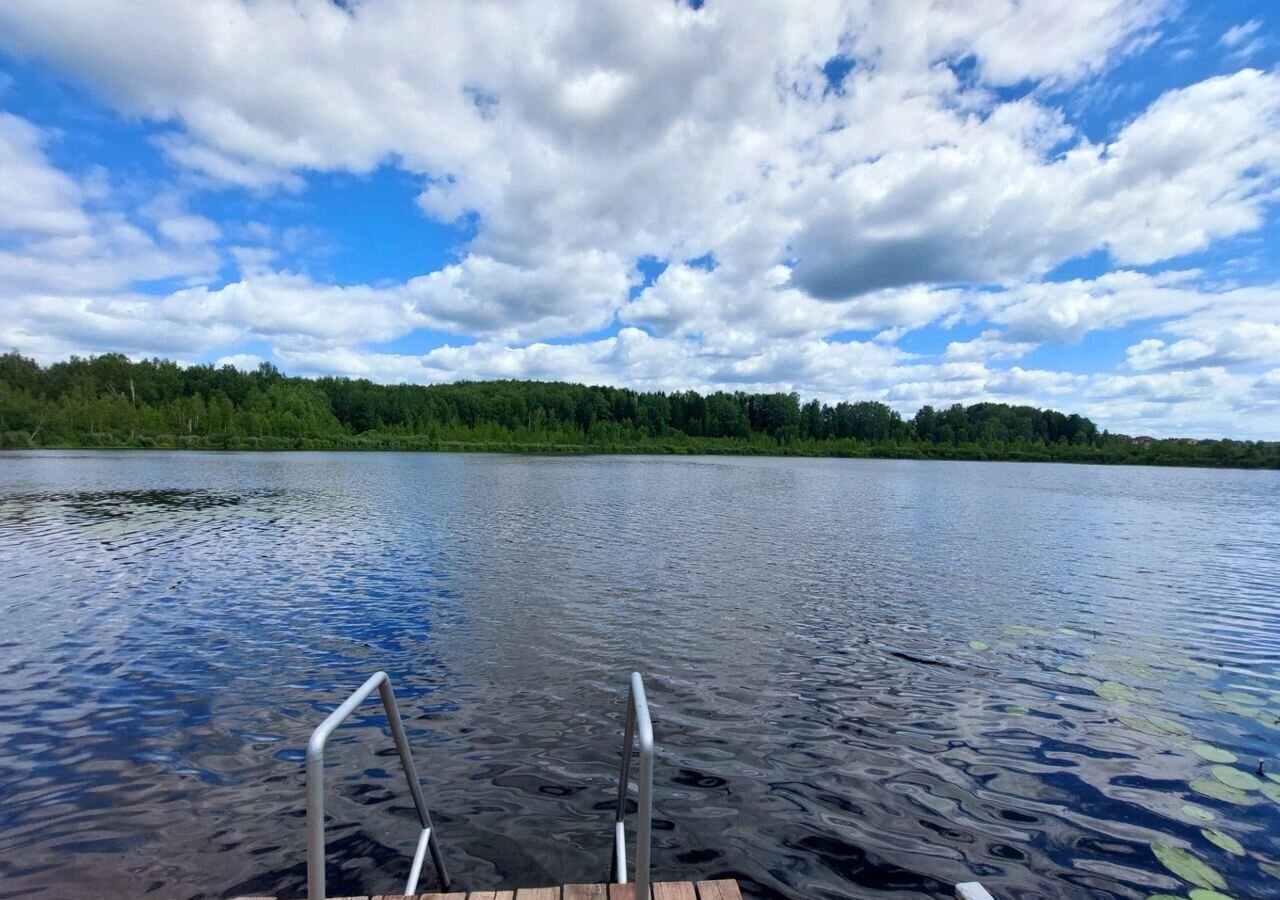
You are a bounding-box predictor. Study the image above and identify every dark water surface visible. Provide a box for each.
[1,452,1279,900]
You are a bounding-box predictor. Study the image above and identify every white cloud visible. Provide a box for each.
[1219,19,1265,60]
[944,330,1039,362]
[2,1,1280,439]
[1221,20,1261,48]
[972,270,1212,342]
[0,112,89,234]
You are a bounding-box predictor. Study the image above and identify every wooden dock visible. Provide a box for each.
[235,880,742,900]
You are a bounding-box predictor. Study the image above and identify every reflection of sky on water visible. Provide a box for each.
[0,452,1278,899]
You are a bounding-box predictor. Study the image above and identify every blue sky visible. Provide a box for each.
[0,0,1278,437]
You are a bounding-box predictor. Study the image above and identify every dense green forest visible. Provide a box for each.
[0,352,1276,468]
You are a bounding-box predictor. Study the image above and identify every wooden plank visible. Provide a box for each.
[563,886,609,900]
[653,884,697,900]
[419,894,467,900]
[514,889,560,900]
[695,881,742,900]
[468,893,516,900]
[607,885,648,900]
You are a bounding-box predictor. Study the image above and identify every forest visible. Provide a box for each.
[1,352,1276,468]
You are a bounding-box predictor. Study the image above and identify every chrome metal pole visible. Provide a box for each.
[305,671,450,900]
[632,672,654,900]
[611,686,636,883]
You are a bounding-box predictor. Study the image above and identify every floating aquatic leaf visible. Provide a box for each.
[1191,744,1237,764]
[1182,803,1216,822]
[1112,659,1161,679]
[1262,861,1280,879]
[1147,715,1189,736]
[1004,704,1029,715]
[1212,700,1262,720]
[1262,782,1280,804]
[1211,765,1261,791]
[1220,690,1263,705]
[1151,842,1226,890]
[1200,828,1244,856]
[1188,891,1235,900]
[1190,779,1256,805]
[968,640,988,651]
[997,640,1019,650]
[1004,624,1049,638]
[1119,715,1187,738]
[1059,627,1078,635]
[1097,680,1134,702]
[1268,772,1280,784]
[1118,716,1165,737]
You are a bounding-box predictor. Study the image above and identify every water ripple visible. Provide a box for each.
[0,452,1278,899]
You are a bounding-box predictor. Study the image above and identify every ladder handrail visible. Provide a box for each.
[306,671,450,900]
[610,672,654,900]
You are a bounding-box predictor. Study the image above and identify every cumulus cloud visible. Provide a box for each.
[0,112,90,234]
[1,0,1279,438]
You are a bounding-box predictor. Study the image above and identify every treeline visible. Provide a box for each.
[0,352,1276,468]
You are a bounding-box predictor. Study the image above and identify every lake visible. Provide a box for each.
[1,451,1278,899]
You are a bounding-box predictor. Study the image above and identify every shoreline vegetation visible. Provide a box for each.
[2,352,1277,469]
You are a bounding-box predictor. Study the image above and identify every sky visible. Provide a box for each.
[1,1,1279,439]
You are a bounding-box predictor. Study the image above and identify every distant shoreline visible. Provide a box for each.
[4,438,1277,470]
[4,353,1277,470]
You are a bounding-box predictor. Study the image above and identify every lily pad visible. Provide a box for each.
[1190,778,1256,805]
[1213,700,1262,720]
[1119,716,1187,738]
[1262,860,1280,878]
[1268,772,1280,784]
[1147,715,1189,736]
[1200,828,1244,856]
[1191,744,1237,764]
[1096,680,1134,702]
[1004,624,1049,637]
[968,640,988,651]
[1058,627,1078,635]
[1189,891,1234,900]
[1220,690,1263,705]
[1262,782,1280,804]
[1211,765,1261,791]
[1003,704,1029,715]
[1151,842,1226,890]
[1182,803,1216,822]
[997,640,1019,650]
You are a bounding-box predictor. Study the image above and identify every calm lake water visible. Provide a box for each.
[1,451,1279,900]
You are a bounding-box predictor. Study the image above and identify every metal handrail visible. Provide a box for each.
[306,671,450,900]
[610,672,654,900]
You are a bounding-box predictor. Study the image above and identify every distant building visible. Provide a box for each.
[1176,438,1200,445]
[1132,435,1154,444]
